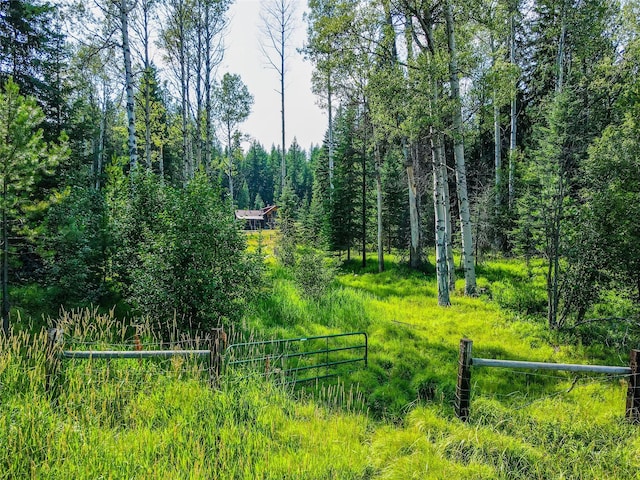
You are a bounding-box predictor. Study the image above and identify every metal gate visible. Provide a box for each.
[225,332,368,384]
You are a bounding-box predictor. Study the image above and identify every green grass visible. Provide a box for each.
[2,250,638,478]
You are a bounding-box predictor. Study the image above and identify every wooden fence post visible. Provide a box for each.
[626,349,640,423]
[209,328,224,388]
[455,338,473,422]
[45,328,63,396]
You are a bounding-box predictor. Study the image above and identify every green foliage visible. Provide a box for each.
[327,107,360,255]
[126,170,263,331]
[42,185,108,307]
[0,311,370,479]
[0,78,69,331]
[285,139,313,205]
[292,248,338,301]
[274,181,299,267]
[4,257,640,478]
[135,64,168,171]
[491,279,546,315]
[0,0,66,137]
[583,113,640,300]
[241,141,275,207]
[0,78,67,221]
[512,91,583,328]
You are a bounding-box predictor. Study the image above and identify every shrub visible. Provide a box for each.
[292,249,338,301]
[127,171,263,331]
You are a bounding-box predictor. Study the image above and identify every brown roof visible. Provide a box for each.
[235,210,264,220]
[235,205,278,221]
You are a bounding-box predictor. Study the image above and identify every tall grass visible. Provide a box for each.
[1,309,371,479]
[3,250,639,478]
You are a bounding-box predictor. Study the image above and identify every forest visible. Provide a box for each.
[2,0,640,478]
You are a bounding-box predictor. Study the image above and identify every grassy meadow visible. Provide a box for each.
[1,232,639,478]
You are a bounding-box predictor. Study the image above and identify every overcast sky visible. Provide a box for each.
[220,0,326,152]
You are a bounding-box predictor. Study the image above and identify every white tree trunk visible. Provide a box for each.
[492,37,501,211]
[436,134,456,291]
[432,130,450,306]
[375,143,384,273]
[328,74,334,192]
[143,0,152,170]
[121,0,138,169]
[405,147,421,269]
[445,0,476,295]
[227,125,234,204]
[508,12,517,209]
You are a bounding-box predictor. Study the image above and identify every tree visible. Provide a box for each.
[214,73,253,205]
[135,65,168,175]
[444,0,476,295]
[0,79,68,335]
[159,0,194,181]
[0,0,66,136]
[512,0,618,328]
[43,185,108,307]
[584,114,640,302]
[131,0,157,169]
[129,171,262,330]
[119,0,138,169]
[260,0,297,191]
[242,141,274,207]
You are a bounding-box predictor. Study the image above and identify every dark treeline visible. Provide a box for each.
[1,0,640,335]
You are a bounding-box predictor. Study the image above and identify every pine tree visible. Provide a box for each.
[0,79,68,334]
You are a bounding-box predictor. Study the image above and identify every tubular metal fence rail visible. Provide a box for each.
[50,329,368,389]
[455,338,640,423]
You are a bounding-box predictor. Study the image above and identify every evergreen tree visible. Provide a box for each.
[0,0,66,136]
[0,79,68,334]
[327,107,359,260]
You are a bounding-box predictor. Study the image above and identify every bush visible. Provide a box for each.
[292,249,338,301]
[122,171,263,331]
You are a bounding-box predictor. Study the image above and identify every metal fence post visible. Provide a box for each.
[626,349,640,423]
[455,338,473,422]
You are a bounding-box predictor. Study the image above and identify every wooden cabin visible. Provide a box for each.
[235,205,278,230]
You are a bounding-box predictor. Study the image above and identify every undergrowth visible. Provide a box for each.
[2,240,638,478]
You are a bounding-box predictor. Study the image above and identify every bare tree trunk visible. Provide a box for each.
[175,0,190,181]
[195,6,203,172]
[2,174,8,336]
[143,0,152,170]
[227,123,234,204]
[508,12,517,209]
[260,0,295,192]
[94,80,108,190]
[405,144,421,269]
[375,142,384,273]
[281,28,286,188]
[361,128,367,268]
[556,4,566,94]
[445,0,476,295]
[204,1,212,170]
[121,0,137,170]
[328,74,334,192]
[432,130,450,306]
[492,35,501,211]
[436,132,456,291]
